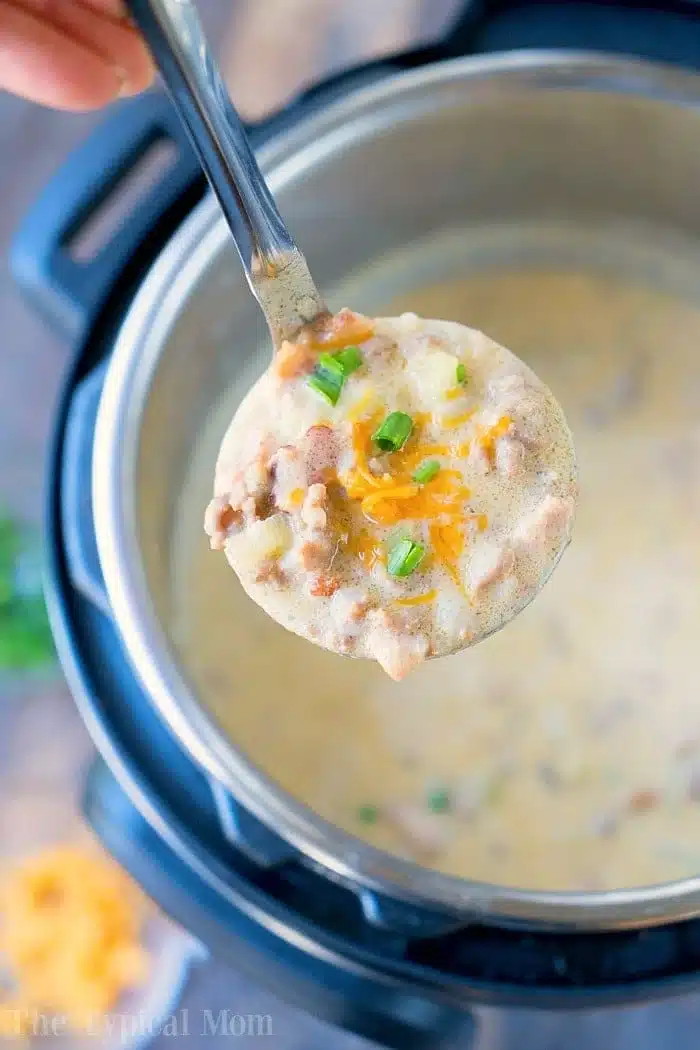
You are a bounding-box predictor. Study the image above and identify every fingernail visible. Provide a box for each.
[113,1,137,28]
[114,67,131,98]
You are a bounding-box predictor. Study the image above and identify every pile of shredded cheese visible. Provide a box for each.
[0,846,149,1037]
[340,411,504,589]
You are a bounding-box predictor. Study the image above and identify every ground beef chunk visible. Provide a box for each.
[204,497,241,550]
[302,425,338,482]
[366,608,429,681]
[514,494,574,554]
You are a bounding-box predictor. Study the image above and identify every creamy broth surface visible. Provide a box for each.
[173,267,700,892]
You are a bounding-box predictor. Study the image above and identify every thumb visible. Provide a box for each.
[0,0,155,110]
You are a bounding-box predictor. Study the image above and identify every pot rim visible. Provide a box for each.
[93,50,700,930]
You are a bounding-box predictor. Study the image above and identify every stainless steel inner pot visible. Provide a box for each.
[93,52,700,930]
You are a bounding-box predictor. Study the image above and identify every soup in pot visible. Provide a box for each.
[172,249,700,892]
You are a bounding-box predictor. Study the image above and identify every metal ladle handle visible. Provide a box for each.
[124,0,327,347]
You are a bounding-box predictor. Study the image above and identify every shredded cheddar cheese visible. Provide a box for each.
[470,512,489,532]
[348,415,391,491]
[343,529,384,569]
[429,523,466,587]
[366,490,470,527]
[274,340,314,379]
[0,847,149,1035]
[305,311,375,350]
[477,415,513,463]
[361,485,420,516]
[347,389,379,422]
[395,589,438,607]
[442,409,476,430]
[275,310,375,379]
[397,443,469,471]
[342,418,479,573]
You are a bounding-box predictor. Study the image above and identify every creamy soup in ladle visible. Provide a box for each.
[173,259,700,892]
[204,309,576,679]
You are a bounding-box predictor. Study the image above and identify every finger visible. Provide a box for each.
[76,0,132,19]
[58,0,137,32]
[0,3,125,109]
[10,0,154,95]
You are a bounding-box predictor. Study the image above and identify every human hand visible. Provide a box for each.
[0,0,155,110]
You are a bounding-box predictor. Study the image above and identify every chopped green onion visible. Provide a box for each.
[317,352,347,377]
[387,538,425,577]
[456,363,467,384]
[358,804,379,825]
[307,348,363,405]
[334,345,363,375]
[373,411,414,452]
[308,353,346,405]
[427,787,451,814]
[307,370,343,405]
[413,460,440,485]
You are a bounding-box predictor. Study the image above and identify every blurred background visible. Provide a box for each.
[5,2,700,1048]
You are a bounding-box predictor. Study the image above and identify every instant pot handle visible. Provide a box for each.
[61,363,111,612]
[11,92,202,343]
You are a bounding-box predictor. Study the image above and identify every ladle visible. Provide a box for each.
[125,0,578,679]
[124,0,328,350]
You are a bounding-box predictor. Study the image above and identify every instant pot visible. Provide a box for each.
[11,1,700,1046]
